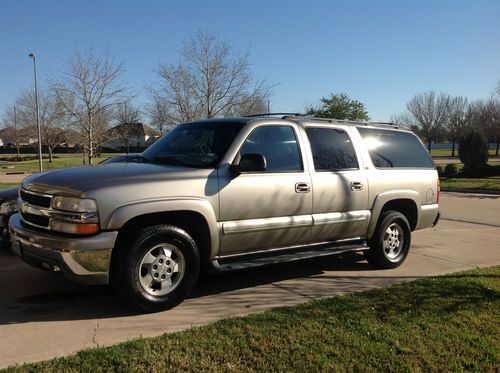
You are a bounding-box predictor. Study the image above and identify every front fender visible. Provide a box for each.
[367,189,421,239]
[105,197,219,258]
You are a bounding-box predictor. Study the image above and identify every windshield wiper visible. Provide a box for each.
[153,155,191,167]
[129,155,149,163]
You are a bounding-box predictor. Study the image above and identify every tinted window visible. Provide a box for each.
[357,127,434,168]
[306,127,359,171]
[239,126,302,172]
[142,121,244,168]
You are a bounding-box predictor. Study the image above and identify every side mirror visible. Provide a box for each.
[231,153,267,174]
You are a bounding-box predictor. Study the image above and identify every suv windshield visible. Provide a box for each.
[142,121,245,168]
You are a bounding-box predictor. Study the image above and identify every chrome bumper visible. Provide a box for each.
[9,213,118,285]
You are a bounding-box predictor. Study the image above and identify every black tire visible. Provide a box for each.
[364,211,411,269]
[112,225,200,312]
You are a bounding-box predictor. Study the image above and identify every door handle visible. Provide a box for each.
[295,182,311,193]
[350,181,363,191]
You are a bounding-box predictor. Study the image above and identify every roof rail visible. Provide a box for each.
[244,112,304,118]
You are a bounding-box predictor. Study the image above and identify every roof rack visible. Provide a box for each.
[243,113,399,128]
[244,112,304,118]
[301,117,399,128]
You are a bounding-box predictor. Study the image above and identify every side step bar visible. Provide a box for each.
[208,241,370,273]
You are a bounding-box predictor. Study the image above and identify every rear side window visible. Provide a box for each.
[306,127,359,171]
[357,127,433,168]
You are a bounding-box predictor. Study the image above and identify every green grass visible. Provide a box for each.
[4,266,499,372]
[430,147,498,157]
[0,153,120,174]
[440,177,500,190]
[0,183,20,190]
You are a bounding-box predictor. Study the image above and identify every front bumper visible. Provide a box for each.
[9,213,118,285]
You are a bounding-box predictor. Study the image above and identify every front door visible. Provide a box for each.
[218,125,312,256]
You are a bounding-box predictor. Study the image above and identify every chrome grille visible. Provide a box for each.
[21,212,50,227]
[20,190,52,208]
[19,189,54,229]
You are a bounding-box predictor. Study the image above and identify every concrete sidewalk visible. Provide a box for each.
[0,173,30,184]
[0,192,499,368]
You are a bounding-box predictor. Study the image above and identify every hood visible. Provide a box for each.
[22,162,211,197]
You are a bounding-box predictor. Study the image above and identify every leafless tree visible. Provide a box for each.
[470,97,500,156]
[404,91,451,151]
[115,101,141,125]
[150,30,271,123]
[446,96,469,157]
[111,101,142,153]
[51,49,128,164]
[4,89,69,162]
[145,91,175,135]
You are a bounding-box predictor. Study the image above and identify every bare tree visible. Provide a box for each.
[115,101,141,125]
[404,91,451,151]
[52,49,128,164]
[151,30,271,123]
[446,96,469,157]
[111,101,142,153]
[4,89,68,162]
[471,97,500,156]
[145,91,175,135]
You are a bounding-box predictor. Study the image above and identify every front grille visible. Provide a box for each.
[20,190,52,208]
[21,212,50,227]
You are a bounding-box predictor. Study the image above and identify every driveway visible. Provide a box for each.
[0,192,499,369]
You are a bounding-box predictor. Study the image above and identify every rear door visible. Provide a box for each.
[304,125,370,242]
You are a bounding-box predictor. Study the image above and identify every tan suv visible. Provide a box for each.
[10,115,440,312]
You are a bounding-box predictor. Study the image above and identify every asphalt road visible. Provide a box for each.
[0,192,499,369]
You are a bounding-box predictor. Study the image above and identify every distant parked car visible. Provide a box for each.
[0,187,19,246]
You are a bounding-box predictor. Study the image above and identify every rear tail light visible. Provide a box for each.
[437,179,440,203]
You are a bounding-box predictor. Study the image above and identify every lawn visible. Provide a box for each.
[440,177,500,190]
[0,183,20,190]
[430,147,498,157]
[0,153,119,174]
[4,266,499,372]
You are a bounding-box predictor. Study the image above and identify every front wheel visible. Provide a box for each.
[112,225,200,312]
[364,211,411,269]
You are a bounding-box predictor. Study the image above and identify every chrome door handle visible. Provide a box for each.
[295,182,311,193]
[350,181,363,191]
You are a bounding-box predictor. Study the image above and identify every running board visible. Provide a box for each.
[208,242,369,273]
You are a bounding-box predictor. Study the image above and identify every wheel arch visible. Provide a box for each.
[106,199,219,267]
[368,190,420,239]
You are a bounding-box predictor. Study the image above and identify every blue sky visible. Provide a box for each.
[1,0,499,122]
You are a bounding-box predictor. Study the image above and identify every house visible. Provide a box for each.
[0,127,36,147]
[103,123,161,149]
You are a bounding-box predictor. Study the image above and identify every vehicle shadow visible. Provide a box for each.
[0,250,425,325]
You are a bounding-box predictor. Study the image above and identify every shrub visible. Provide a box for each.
[436,165,445,177]
[458,131,489,177]
[444,163,458,176]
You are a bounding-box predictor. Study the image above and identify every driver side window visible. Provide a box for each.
[239,126,303,172]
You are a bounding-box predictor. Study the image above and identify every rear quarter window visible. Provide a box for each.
[357,127,434,168]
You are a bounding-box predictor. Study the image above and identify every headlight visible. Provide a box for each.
[0,200,19,214]
[51,197,99,234]
[52,197,97,212]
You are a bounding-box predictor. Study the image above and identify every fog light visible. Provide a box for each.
[50,221,100,235]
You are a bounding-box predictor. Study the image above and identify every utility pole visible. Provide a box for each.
[28,52,43,172]
[267,100,270,116]
[13,107,20,158]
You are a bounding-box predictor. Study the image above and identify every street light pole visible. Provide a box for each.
[28,52,43,172]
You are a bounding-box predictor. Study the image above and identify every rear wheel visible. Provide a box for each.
[364,211,411,269]
[112,225,200,312]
